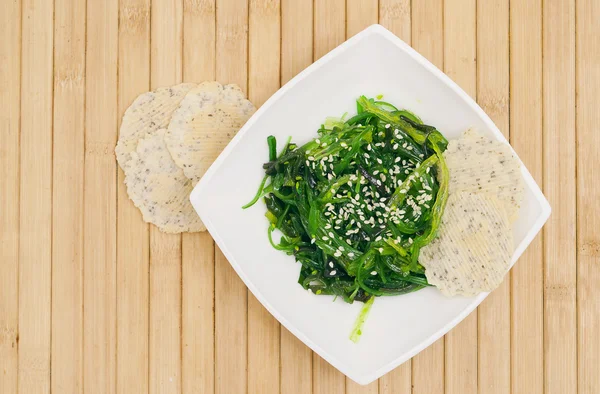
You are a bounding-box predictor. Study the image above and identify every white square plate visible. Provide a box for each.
[190,24,551,385]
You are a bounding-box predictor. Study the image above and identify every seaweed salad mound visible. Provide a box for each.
[243,96,450,341]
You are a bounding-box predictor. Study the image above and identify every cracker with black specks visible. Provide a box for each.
[420,192,512,296]
[124,129,205,233]
[165,81,256,184]
[444,128,524,222]
[115,83,196,169]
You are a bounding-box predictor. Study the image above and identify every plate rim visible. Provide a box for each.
[190,24,552,385]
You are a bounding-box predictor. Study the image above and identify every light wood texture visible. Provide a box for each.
[181,1,216,393]
[347,0,378,38]
[18,0,54,392]
[1,1,597,393]
[510,1,544,394]
[476,2,511,394]
[0,0,21,392]
[52,0,86,392]
[576,1,600,393]
[149,1,184,393]
[116,0,151,393]
[411,2,445,393]
[84,1,119,393]
[215,247,247,394]
[443,2,478,394]
[314,0,345,60]
[248,1,281,394]
[543,1,577,394]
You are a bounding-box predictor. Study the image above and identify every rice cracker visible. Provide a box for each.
[165,81,256,184]
[115,83,196,169]
[444,128,524,222]
[420,192,513,296]
[124,129,204,233]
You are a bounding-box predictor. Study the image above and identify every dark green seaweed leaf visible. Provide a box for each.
[243,96,449,341]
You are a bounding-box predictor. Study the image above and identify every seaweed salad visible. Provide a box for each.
[243,96,449,341]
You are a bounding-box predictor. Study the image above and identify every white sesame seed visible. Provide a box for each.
[385,124,391,129]
[394,157,401,163]
[376,158,383,164]
[322,236,329,241]
[380,174,387,182]
[348,252,355,257]
[311,238,316,244]
[341,142,348,148]
[375,236,382,242]
[325,212,331,216]
[408,238,413,244]
[329,262,334,268]
[373,170,379,175]
[328,232,335,238]
[327,174,333,180]
[426,167,431,173]
[399,189,407,194]
[325,224,331,229]
[393,144,399,150]
[367,144,372,151]
[330,269,337,275]
[407,146,413,150]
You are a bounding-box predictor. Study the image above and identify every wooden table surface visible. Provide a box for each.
[1,0,599,393]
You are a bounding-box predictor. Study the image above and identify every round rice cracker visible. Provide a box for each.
[444,128,524,222]
[115,83,196,169]
[124,129,205,233]
[165,81,256,184]
[420,192,513,297]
